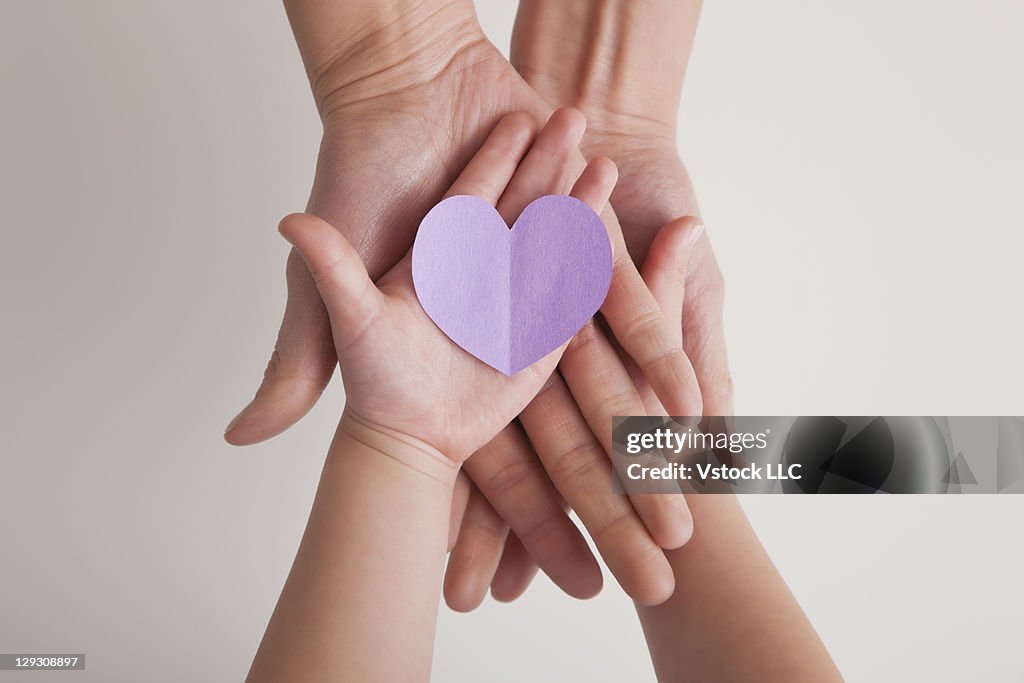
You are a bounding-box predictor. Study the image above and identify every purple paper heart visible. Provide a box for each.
[412,194,613,376]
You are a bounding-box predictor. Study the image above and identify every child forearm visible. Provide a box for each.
[636,495,844,682]
[247,412,459,683]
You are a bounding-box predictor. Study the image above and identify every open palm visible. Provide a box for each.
[276,110,618,461]
[229,40,556,444]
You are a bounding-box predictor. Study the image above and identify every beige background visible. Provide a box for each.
[2,1,1022,681]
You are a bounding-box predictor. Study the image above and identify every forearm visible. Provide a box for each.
[511,0,702,136]
[636,495,843,682]
[283,0,478,118]
[248,412,458,682]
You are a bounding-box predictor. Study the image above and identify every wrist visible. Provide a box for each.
[285,0,481,120]
[511,0,700,136]
[335,409,460,489]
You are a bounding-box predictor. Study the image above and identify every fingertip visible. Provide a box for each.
[637,491,696,551]
[687,222,706,249]
[620,546,677,607]
[633,563,677,607]
[278,214,344,260]
[223,414,266,446]
[490,535,540,602]
[669,217,704,254]
[538,536,605,600]
[223,406,249,445]
[222,413,272,446]
[588,156,618,184]
[490,575,529,603]
[549,106,587,138]
[276,212,311,243]
[571,156,619,211]
[656,505,695,551]
[221,373,329,446]
[565,565,604,600]
[595,517,679,605]
[443,564,489,613]
[223,419,273,447]
[648,216,703,265]
[585,156,619,202]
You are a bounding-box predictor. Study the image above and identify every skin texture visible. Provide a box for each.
[247,112,701,681]
[229,0,701,606]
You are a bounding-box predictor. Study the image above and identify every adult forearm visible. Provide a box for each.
[511,0,702,134]
[283,0,478,118]
[636,495,843,682]
[248,413,458,682]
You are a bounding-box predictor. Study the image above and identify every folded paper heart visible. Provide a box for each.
[412,194,613,376]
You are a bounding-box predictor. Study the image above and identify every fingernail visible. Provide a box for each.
[224,406,247,435]
[686,224,705,248]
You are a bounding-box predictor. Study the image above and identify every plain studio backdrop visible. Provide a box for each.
[1,2,1022,681]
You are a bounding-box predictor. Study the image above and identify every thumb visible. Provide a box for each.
[223,214,382,446]
[224,248,337,446]
[277,213,383,344]
[640,217,705,347]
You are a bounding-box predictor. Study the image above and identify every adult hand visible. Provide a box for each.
[434,0,736,607]
[425,0,728,610]
[511,0,733,416]
[448,111,701,609]
[227,0,697,608]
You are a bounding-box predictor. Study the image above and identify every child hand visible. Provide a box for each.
[281,107,703,494]
[279,111,620,463]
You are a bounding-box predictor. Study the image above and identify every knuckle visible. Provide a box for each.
[612,251,635,280]
[307,249,347,289]
[481,458,534,500]
[548,440,607,485]
[463,516,507,550]
[623,310,664,349]
[565,321,602,355]
[641,346,687,378]
[460,170,504,199]
[593,389,639,421]
[591,509,635,549]
[262,348,333,390]
[517,512,569,552]
[591,511,666,571]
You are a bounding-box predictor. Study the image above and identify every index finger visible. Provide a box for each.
[444,112,537,204]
